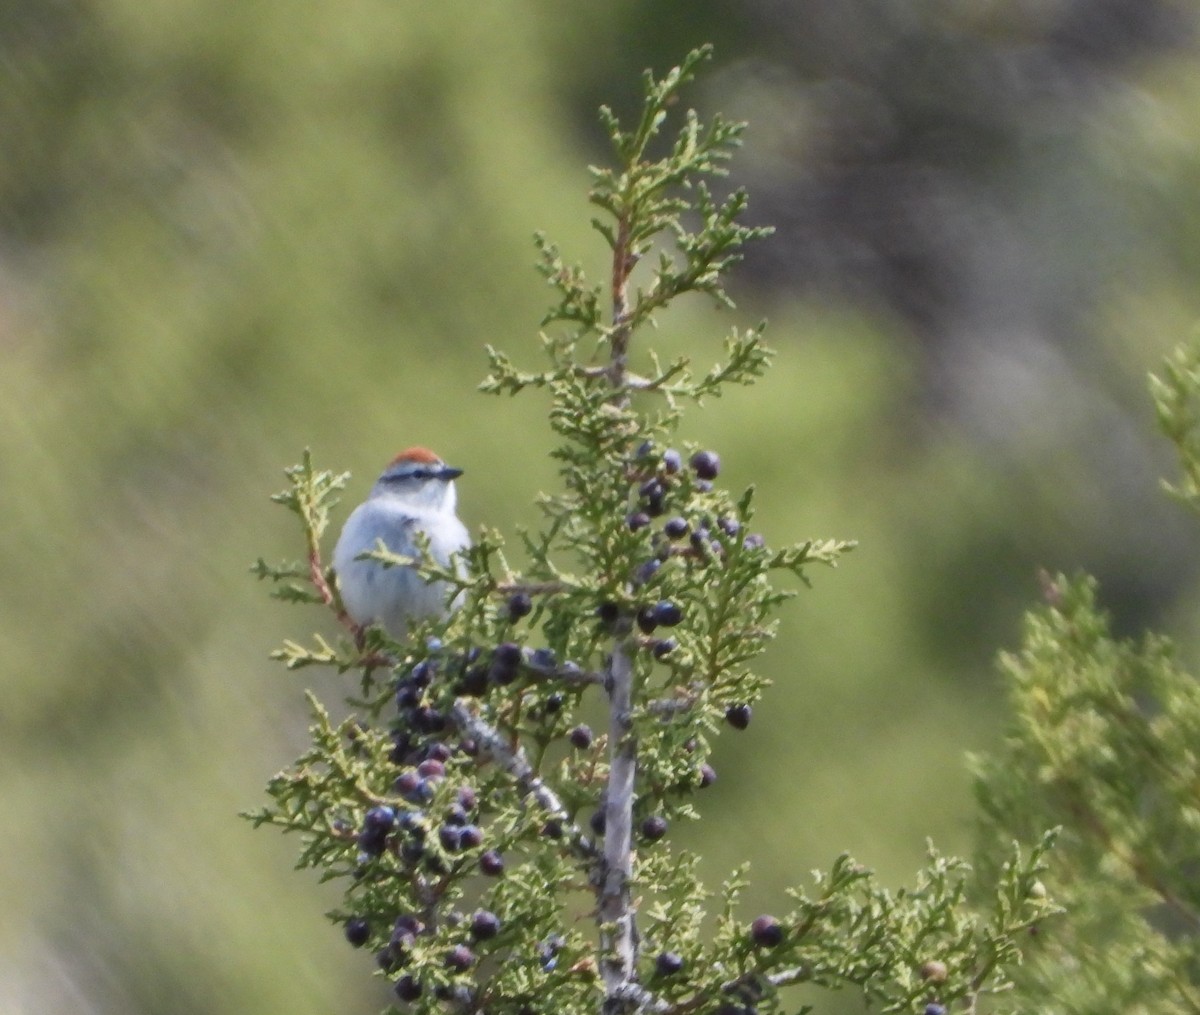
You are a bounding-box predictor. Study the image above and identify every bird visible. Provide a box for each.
[332,447,469,640]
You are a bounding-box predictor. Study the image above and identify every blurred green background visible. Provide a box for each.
[5,2,1200,1011]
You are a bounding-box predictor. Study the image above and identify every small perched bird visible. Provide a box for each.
[333,447,470,639]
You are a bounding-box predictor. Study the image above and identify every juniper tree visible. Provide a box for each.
[968,339,1200,1015]
[251,47,1057,1015]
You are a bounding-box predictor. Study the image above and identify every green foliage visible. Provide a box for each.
[1151,336,1200,516]
[253,48,1056,1015]
[970,337,1200,1014]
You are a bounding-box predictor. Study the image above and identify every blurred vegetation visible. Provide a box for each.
[3,2,1200,1012]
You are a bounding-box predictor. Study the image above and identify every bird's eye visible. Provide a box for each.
[382,466,436,484]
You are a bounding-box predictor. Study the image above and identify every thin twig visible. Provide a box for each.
[607,212,635,397]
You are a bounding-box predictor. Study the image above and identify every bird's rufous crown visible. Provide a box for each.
[389,446,443,467]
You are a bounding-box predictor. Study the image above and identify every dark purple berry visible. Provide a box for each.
[426,742,453,762]
[743,533,765,550]
[395,681,422,709]
[690,450,720,480]
[544,692,564,714]
[640,477,667,513]
[439,825,464,852]
[445,945,475,971]
[924,1006,946,1015]
[444,804,469,827]
[636,606,658,634]
[699,763,717,788]
[635,439,655,459]
[460,824,484,849]
[364,805,396,833]
[652,638,677,659]
[641,815,668,842]
[725,704,752,730]
[541,818,564,839]
[507,591,533,620]
[417,758,445,779]
[394,974,422,1002]
[393,913,423,937]
[410,659,435,686]
[653,600,683,627]
[480,849,505,876]
[393,770,420,799]
[471,910,501,940]
[717,517,740,538]
[401,839,425,865]
[456,786,477,811]
[490,642,522,684]
[750,915,784,948]
[596,601,621,625]
[662,448,682,474]
[590,809,607,836]
[493,641,522,667]
[663,517,689,539]
[569,725,594,750]
[695,479,713,493]
[345,917,370,948]
[640,477,664,501]
[627,511,652,531]
[655,951,684,976]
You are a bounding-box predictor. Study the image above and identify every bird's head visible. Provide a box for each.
[370,446,463,511]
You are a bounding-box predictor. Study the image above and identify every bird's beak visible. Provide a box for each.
[440,465,464,480]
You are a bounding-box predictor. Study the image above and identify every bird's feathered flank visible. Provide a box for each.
[390,446,444,467]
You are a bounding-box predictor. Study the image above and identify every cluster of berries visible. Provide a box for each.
[343,773,509,1003]
[626,445,761,553]
[618,444,769,671]
[593,595,685,661]
[351,776,501,877]
[343,906,503,1004]
[628,445,717,522]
